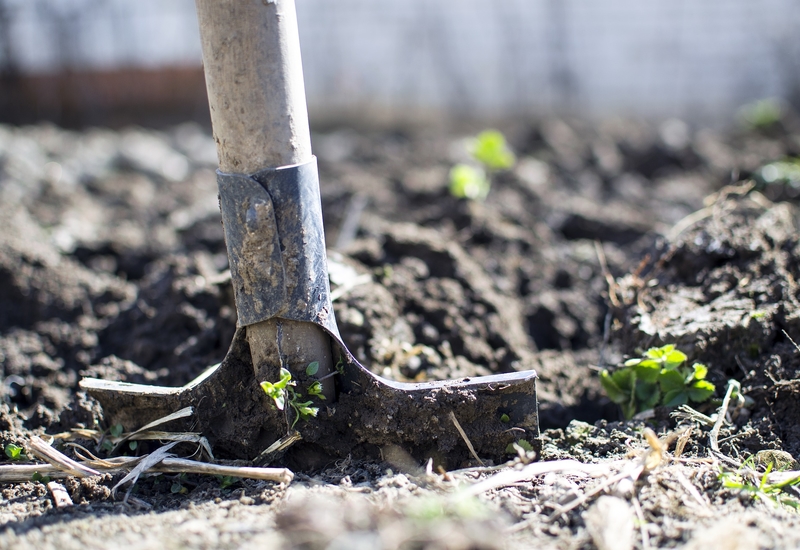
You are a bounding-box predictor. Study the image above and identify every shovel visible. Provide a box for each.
[80,0,539,468]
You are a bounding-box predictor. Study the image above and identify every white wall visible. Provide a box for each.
[2,0,799,121]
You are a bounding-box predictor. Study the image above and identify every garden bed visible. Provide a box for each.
[2,114,800,547]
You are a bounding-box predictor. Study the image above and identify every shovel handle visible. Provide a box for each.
[195,0,312,172]
[195,0,334,399]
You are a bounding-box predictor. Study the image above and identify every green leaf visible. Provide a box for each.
[299,406,319,418]
[306,362,320,376]
[110,424,124,438]
[688,380,715,402]
[31,472,50,484]
[500,413,510,423]
[662,389,689,408]
[659,368,686,393]
[4,443,24,461]
[611,368,635,392]
[645,344,674,359]
[449,164,490,200]
[664,349,687,369]
[505,440,534,454]
[216,475,238,490]
[335,357,345,375]
[469,130,516,170]
[691,363,708,381]
[624,358,642,367]
[636,384,661,411]
[307,381,325,399]
[621,402,637,420]
[128,441,138,451]
[635,382,660,410]
[634,361,661,383]
[600,370,628,404]
[278,368,292,388]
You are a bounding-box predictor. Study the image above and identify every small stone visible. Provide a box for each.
[753,449,798,471]
[583,496,635,550]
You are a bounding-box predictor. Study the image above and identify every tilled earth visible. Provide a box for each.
[2,115,800,548]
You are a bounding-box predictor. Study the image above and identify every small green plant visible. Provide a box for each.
[216,475,239,490]
[171,473,189,494]
[600,344,716,419]
[449,130,516,200]
[31,472,50,484]
[738,98,783,130]
[4,443,25,461]
[101,423,125,452]
[260,367,320,429]
[757,157,800,188]
[305,361,319,376]
[719,458,800,510]
[505,439,534,455]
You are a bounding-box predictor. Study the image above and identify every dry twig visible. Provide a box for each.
[709,380,739,453]
[449,411,484,466]
[28,436,100,478]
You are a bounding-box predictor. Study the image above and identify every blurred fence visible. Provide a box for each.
[1,0,799,125]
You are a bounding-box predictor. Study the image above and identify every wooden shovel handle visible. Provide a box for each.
[195,0,312,173]
[195,0,334,400]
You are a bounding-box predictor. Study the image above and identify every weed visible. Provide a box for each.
[31,472,50,484]
[719,458,800,511]
[171,473,189,494]
[757,157,800,188]
[307,381,325,399]
[600,344,716,419]
[450,164,490,200]
[4,443,25,461]
[505,439,534,455]
[100,423,125,452]
[334,356,345,376]
[260,366,320,429]
[305,361,319,376]
[450,130,516,200]
[215,475,239,490]
[738,98,783,130]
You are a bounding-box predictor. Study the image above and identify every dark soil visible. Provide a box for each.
[3,115,800,547]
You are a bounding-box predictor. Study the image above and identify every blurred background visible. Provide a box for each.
[2,0,799,128]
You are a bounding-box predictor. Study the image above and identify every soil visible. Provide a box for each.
[3,114,800,548]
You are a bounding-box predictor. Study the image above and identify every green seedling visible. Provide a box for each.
[758,157,800,188]
[505,439,534,455]
[31,472,50,484]
[450,130,516,200]
[305,361,320,376]
[307,381,325,399]
[334,356,345,376]
[260,366,320,429]
[449,164,490,200]
[171,473,189,495]
[738,98,783,130]
[4,443,25,461]
[216,475,239,490]
[100,423,126,452]
[600,344,716,419]
[719,458,800,511]
[470,130,516,170]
